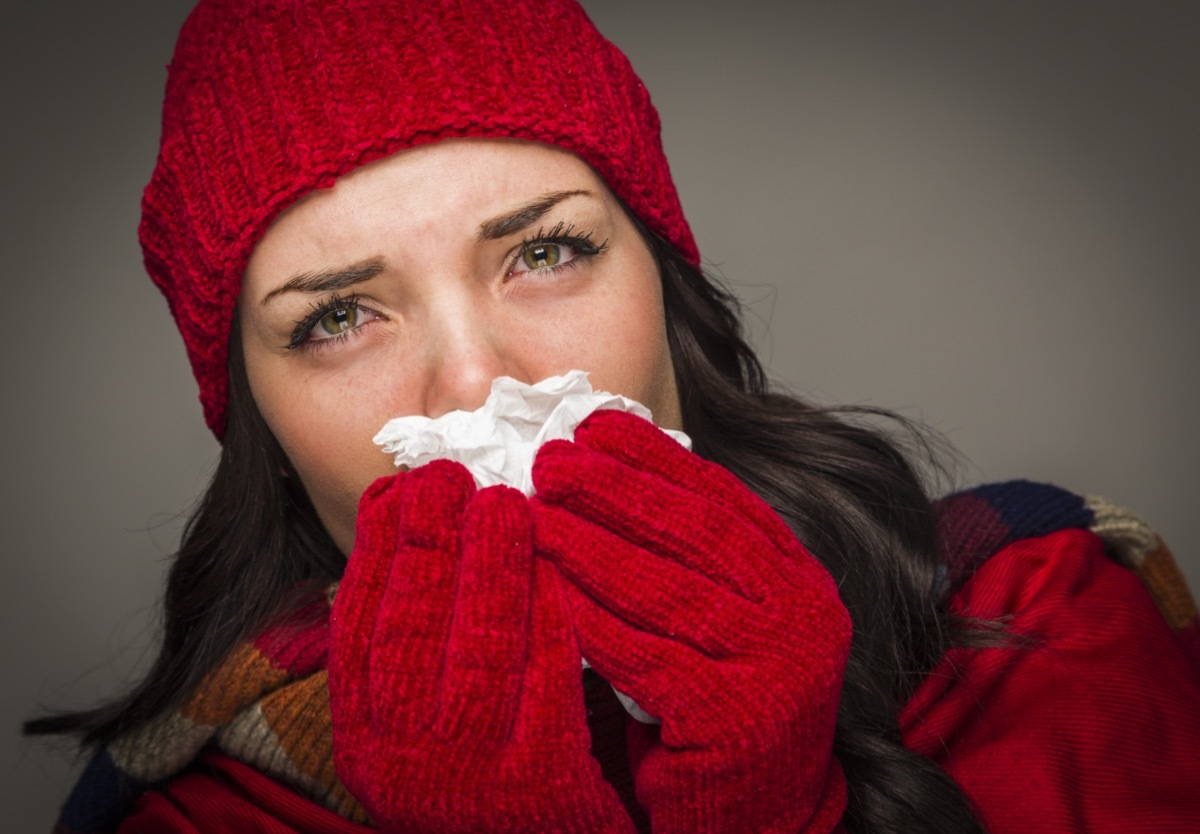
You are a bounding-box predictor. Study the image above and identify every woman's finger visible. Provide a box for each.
[533,441,787,599]
[572,410,809,563]
[371,460,475,737]
[515,559,592,750]
[439,485,533,743]
[532,501,770,657]
[329,473,407,728]
[555,575,738,748]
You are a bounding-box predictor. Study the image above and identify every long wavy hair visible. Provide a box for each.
[29,221,983,832]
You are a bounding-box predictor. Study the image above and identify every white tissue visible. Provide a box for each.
[372,370,690,495]
[373,370,686,725]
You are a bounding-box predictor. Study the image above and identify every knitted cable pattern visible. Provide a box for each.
[52,480,1200,832]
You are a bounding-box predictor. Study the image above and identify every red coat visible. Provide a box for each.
[117,528,1200,832]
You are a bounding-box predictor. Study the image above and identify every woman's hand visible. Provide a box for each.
[328,460,635,834]
[532,411,852,834]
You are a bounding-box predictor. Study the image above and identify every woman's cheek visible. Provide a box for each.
[548,278,676,420]
[293,432,400,554]
[275,361,416,552]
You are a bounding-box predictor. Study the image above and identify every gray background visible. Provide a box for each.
[3,1,1197,828]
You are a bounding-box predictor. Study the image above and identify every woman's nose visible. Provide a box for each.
[421,299,519,418]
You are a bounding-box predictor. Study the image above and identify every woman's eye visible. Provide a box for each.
[314,304,361,337]
[508,225,608,280]
[513,241,573,274]
[289,297,380,350]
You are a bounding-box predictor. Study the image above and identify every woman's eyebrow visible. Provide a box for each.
[261,257,386,305]
[477,190,590,241]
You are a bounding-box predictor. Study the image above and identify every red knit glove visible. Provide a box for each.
[531,411,852,834]
[328,459,636,834]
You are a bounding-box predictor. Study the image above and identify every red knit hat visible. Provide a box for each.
[141,0,698,437]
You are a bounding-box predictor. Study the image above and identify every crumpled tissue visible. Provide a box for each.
[373,370,690,496]
[373,370,686,724]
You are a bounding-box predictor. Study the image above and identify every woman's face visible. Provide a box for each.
[240,139,682,553]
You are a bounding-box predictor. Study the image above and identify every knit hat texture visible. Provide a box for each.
[141,0,698,437]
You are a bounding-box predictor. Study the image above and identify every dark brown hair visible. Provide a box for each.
[644,226,984,832]
[30,229,983,832]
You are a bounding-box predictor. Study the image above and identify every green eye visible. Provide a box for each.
[287,293,381,351]
[319,305,358,335]
[507,225,608,280]
[522,243,562,270]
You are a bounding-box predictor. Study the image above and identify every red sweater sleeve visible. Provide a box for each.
[117,751,372,834]
[901,528,1200,832]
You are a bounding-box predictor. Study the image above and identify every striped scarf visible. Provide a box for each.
[53,480,1200,833]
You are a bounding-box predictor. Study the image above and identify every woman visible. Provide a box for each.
[29,0,1200,831]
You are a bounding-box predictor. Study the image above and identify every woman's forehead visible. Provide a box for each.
[245,139,614,281]
[275,139,603,229]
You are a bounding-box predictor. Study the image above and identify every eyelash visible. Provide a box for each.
[288,292,369,352]
[509,222,608,278]
[285,224,609,352]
